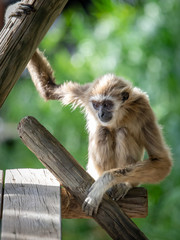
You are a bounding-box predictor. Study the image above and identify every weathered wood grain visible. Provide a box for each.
[61,187,148,219]
[18,116,148,240]
[0,0,68,108]
[1,169,61,240]
[0,170,3,219]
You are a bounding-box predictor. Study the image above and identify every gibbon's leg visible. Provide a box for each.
[82,119,172,216]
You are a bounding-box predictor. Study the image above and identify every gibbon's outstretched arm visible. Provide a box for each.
[27,49,57,100]
[27,49,91,108]
[82,110,172,215]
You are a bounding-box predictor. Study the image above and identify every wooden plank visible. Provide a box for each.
[1,169,61,240]
[61,187,148,219]
[0,170,3,219]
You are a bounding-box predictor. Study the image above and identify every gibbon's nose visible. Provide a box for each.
[98,110,112,123]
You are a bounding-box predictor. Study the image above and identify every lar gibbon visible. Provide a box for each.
[27,49,172,215]
[5,1,172,216]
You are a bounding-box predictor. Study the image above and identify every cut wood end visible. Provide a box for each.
[18,116,35,133]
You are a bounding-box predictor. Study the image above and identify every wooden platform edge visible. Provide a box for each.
[0,170,3,219]
[1,168,61,240]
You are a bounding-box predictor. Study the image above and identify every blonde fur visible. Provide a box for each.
[28,49,172,216]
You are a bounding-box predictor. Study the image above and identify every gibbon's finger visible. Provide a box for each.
[82,196,100,216]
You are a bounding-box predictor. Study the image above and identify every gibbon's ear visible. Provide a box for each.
[121,91,129,102]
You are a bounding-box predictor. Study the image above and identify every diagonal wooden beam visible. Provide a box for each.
[18,116,148,240]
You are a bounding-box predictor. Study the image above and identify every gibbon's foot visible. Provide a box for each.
[9,3,35,18]
[106,183,131,201]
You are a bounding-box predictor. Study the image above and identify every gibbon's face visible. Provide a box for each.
[89,74,131,126]
[91,98,114,123]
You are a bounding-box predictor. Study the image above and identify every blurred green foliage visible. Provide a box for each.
[0,0,180,239]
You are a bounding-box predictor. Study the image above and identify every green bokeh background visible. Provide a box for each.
[0,0,180,239]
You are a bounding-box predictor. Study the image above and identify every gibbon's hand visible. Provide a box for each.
[82,172,113,216]
[82,182,103,216]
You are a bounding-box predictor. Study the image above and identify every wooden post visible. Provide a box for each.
[0,0,68,108]
[1,169,61,240]
[18,116,148,240]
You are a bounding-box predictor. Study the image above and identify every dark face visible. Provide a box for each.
[92,100,114,123]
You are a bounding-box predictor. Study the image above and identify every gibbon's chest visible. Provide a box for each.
[96,126,127,142]
[96,126,128,153]
[89,126,143,169]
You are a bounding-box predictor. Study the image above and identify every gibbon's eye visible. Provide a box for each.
[92,101,100,110]
[121,92,129,102]
[103,100,114,111]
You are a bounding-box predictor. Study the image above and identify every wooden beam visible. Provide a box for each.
[61,187,148,219]
[1,169,61,240]
[0,170,3,219]
[0,0,68,108]
[18,116,148,240]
